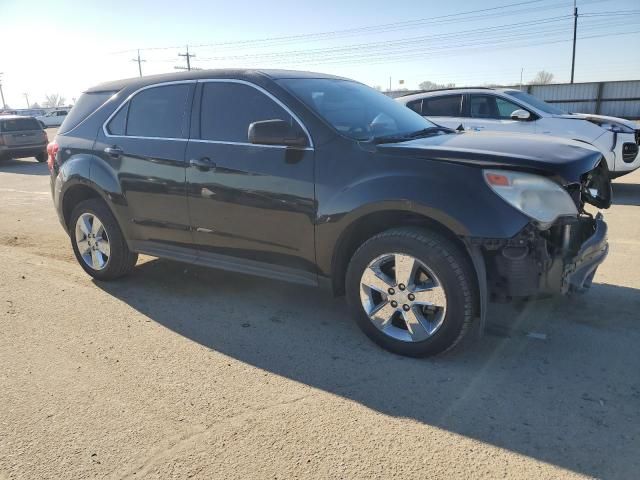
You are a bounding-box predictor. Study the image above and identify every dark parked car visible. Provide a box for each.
[0,116,48,162]
[48,70,611,357]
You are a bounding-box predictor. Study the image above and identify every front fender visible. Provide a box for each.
[315,167,529,277]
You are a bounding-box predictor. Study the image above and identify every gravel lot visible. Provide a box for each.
[1,129,639,479]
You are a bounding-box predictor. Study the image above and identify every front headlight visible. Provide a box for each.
[587,118,634,134]
[484,170,577,229]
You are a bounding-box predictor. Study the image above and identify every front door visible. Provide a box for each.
[185,80,316,282]
[464,94,536,134]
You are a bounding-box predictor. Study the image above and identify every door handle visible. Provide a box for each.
[104,146,123,158]
[189,157,216,171]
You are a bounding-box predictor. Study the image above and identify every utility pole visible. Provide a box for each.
[0,73,6,109]
[23,93,29,108]
[520,68,524,90]
[131,49,146,77]
[571,1,578,84]
[178,45,195,71]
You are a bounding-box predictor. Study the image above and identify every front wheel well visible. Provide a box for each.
[62,184,103,229]
[331,211,480,315]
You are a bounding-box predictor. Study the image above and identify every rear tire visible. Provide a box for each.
[69,198,138,280]
[35,152,46,163]
[346,227,476,357]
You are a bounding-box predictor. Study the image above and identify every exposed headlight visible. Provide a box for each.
[484,170,577,229]
[587,119,634,134]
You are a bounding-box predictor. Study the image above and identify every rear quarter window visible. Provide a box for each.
[0,117,42,132]
[422,95,462,117]
[59,92,116,134]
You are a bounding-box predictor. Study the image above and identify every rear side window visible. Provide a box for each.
[406,99,423,114]
[422,95,462,117]
[125,84,191,138]
[0,117,42,132]
[59,92,114,134]
[199,82,295,142]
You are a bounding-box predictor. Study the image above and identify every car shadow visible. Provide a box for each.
[612,182,640,206]
[95,259,640,479]
[0,158,49,176]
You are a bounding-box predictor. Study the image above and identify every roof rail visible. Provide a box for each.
[397,86,496,97]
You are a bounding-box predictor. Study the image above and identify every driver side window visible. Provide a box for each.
[470,95,523,119]
[200,82,299,143]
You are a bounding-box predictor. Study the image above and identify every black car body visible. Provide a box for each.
[48,70,611,356]
[0,116,48,162]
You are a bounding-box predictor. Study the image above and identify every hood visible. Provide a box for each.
[376,131,603,184]
[552,113,637,131]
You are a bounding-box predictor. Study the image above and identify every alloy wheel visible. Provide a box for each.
[359,253,447,342]
[75,212,111,271]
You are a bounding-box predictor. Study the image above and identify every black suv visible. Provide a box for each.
[49,70,611,357]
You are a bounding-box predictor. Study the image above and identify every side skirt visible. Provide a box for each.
[129,240,319,287]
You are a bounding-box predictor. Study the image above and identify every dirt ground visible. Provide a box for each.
[1,132,639,479]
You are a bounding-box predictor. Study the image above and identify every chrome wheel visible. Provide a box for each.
[74,213,111,271]
[359,253,447,342]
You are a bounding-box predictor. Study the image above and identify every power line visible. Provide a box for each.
[110,0,613,54]
[189,17,638,65]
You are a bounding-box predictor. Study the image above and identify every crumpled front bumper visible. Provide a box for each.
[562,213,608,293]
[478,213,609,300]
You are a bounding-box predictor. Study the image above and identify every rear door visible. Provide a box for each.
[184,80,316,282]
[464,94,536,134]
[417,94,464,129]
[94,81,195,250]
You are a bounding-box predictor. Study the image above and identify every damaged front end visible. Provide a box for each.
[476,159,612,301]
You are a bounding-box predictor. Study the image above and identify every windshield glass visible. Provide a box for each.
[504,90,567,115]
[277,78,436,141]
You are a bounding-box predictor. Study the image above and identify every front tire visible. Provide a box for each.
[346,227,476,357]
[35,152,46,163]
[69,198,138,280]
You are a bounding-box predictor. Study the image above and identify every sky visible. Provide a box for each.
[1,0,639,108]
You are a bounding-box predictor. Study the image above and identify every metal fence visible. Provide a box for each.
[510,80,640,119]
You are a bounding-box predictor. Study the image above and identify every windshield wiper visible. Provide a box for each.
[371,126,454,144]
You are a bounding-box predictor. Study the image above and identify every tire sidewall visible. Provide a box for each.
[346,231,472,357]
[69,199,129,281]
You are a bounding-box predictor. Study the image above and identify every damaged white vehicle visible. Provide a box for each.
[397,88,640,178]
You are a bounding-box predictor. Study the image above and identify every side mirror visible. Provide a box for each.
[510,109,531,121]
[248,119,308,147]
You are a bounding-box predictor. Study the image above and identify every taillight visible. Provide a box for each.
[43,130,48,142]
[47,141,59,172]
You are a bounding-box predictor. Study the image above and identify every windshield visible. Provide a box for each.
[277,78,436,141]
[504,90,567,115]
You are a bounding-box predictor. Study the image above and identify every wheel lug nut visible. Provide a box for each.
[398,283,406,291]
[390,300,398,308]
[408,293,415,301]
[403,304,410,311]
[388,288,395,295]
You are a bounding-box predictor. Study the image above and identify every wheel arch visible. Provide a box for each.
[330,209,482,320]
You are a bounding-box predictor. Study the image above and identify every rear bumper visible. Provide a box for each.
[0,144,47,159]
[476,213,608,300]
